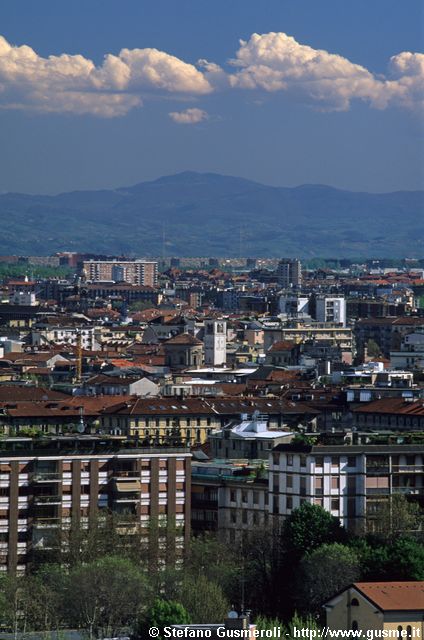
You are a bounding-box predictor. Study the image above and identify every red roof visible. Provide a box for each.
[353,582,424,611]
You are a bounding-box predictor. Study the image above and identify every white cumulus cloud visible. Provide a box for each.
[0,35,212,117]
[228,32,423,112]
[169,107,209,124]
[0,32,421,117]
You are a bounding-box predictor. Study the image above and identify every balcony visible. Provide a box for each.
[34,495,62,505]
[32,517,61,527]
[392,487,422,495]
[113,469,140,479]
[366,488,390,495]
[366,466,389,475]
[31,472,61,482]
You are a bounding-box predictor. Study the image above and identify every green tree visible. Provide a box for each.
[284,503,347,557]
[366,339,381,358]
[179,574,229,624]
[373,494,424,540]
[140,598,191,639]
[295,543,360,615]
[65,556,151,639]
[184,534,242,605]
[387,537,424,580]
[350,538,390,580]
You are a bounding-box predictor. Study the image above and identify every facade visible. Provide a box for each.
[191,461,268,540]
[163,333,204,369]
[353,398,424,431]
[204,319,227,366]
[31,325,99,351]
[279,294,309,317]
[325,582,424,636]
[390,332,424,370]
[314,295,347,327]
[0,436,191,574]
[269,443,424,534]
[83,260,158,287]
[276,259,302,289]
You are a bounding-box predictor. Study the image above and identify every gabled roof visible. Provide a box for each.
[353,582,424,612]
[165,333,203,346]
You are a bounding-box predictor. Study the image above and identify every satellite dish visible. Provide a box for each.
[227,610,238,619]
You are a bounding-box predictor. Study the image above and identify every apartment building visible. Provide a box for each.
[101,398,319,445]
[0,436,191,574]
[83,260,158,287]
[191,461,268,541]
[276,259,302,289]
[269,443,424,534]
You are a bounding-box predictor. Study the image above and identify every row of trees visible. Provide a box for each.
[0,497,422,637]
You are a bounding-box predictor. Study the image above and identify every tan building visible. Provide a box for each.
[83,260,158,287]
[163,332,204,369]
[0,435,191,574]
[325,582,424,636]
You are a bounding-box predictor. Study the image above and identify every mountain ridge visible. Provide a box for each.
[0,171,422,258]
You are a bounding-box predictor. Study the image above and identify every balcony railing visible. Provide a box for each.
[34,495,62,504]
[31,472,61,482]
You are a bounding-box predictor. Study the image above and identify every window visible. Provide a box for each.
[299,454,307,467]
[347,456,356,467]
[287,455,293,466]
[286,474,293,489]
[286,496,292,510]
[331,476,339,490]
[272,453,279,466]
[331,498,339,511]
[230,490,236,503]
[315,477,323,494]
[241,490,248,504]
[314,456,323,467]
[397,627,403,640]
[242,510,248,524]
[350,598,359,607]
[352,622,358,632]
[253,491,259,505]
[331,456,339,466]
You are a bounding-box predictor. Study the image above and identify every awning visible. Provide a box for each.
[115,481,141,492]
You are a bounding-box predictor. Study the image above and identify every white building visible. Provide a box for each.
[315,296,346,326]
[203,319,227,366]
[279,294,309,317]
[390,332,424,370]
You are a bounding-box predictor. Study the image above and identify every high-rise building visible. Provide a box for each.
[83,260,158,287]
[276,259,302,289]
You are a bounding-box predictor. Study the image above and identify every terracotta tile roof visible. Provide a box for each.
[353,582,424,611]
[268,340,297,352]
[0,386,67,401]
[353,398,424,416]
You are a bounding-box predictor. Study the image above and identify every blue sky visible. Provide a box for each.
[0,0,423,194]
